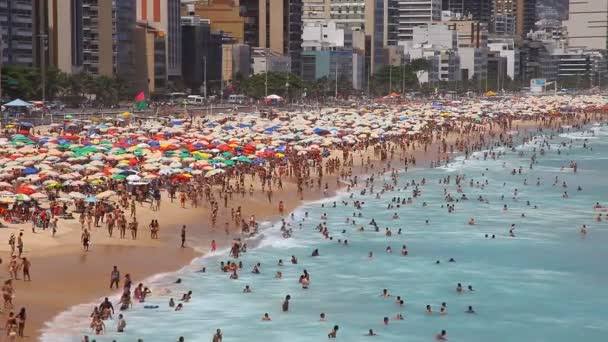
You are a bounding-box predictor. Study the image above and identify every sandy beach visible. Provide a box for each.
[0,99,604,341]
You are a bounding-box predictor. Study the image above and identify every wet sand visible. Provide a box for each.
[3,116,586,341]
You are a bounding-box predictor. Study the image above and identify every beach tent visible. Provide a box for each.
[264,94,284,106]
[4,99,33,107]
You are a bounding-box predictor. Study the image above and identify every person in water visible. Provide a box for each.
[466,305,476,313]
[436,330,448,340]
[367,329,377,336]
[282,295,291,312]
[328,325,339,338]
[262,313,271,321]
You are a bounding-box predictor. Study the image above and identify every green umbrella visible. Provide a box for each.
[64,114,74,119]
[236,156,252,163]
[112,174,126,180]
[222,151,233,157]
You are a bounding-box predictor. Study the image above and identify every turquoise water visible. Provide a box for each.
[45,124,608,342]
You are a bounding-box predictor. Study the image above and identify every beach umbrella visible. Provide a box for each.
[14,194,31,201]
[68,191,86,199]
[84,196,98,203]
[126,174,142,182]
[0,197,15,204]
[30,192,47,200]
[205,169,225,177]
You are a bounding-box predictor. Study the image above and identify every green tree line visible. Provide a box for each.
[1,65,135,106]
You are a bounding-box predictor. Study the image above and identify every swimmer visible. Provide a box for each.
[243,285,252,293]
[312,249,319,257]
[394,313,404,320]
[291,255,298,264]
[386,246,392,253]
[275,271,282,279]
[369,251,374,259]
[468,285,474,291]
[383,317,389,325]
[400,245,408,256]
[468,218,475,225]
[440,307,447,315]
[328,325,339,338]
[448,258,455,262]
[426,305,433,314]
[282,295,291,312]
[366,329,377,336]
[381,289,391,298]
[456,283,463,293]
[262,313,271,321]
[436,330,448,340]
[319,313,327,321]
[278,259,284,266]
[169,298,175,307]
[465,305,475,313]
[175,303,183,311]
[580,225,587,236]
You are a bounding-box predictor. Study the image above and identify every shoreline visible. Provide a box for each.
[10,112,604,341]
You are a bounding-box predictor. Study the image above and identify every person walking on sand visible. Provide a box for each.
[181,225,186,248]
[16,307,26,338]
[211,239,217,252]
[130,199,136,217]
[110,266,120,289]
[8,255,18,280]
[81,229,90,251]
[16,233,23,257]
[8,233,15,254]
[21,258,30,281]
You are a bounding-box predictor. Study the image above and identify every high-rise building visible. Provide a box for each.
[133,22,167,93]
[0,0,36,66]
[258,0,302,74]
[48,0,83,74]
[81,0,136,79]
[136,0,182,79]
[395,0,442,41]
[183,0,259,47]
[515,0,535,37]
[564,0,608,51]
[443,0,493,23]
[364,0,398,75]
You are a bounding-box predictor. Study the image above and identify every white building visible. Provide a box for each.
[302,21,345,50]
[396,0,442,41]
[488,37,519,79]
[564,0,608,50]
[411,24,458,49]
[251,47,292,75]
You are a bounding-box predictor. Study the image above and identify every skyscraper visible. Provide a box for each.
[48,0,83,74]
[0,0,36,66]
[81,0,136,79]
[513,0,536,37]
[564,0,608,50]
[184,0,259,46]
[136,0,183,79]
[443,0,493,23]
[258,0,302,74]
[395,0,442,41]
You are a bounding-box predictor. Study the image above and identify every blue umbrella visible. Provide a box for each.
[84,196,98,203]
[20,122,33,127]
[24,167,38,175]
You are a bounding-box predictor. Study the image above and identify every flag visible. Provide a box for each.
[135,91,147,111]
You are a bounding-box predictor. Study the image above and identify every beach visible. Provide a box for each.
[0,95,605,340]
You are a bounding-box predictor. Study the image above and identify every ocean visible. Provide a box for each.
[43,123,608,342]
